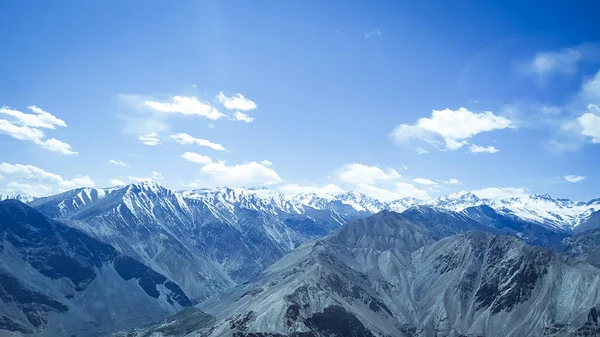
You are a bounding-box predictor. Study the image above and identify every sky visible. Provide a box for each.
[1,0,600,201]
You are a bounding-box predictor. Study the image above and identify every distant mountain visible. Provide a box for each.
[428,191,600,231]
[0,194,35,203]
[0,200,192,337]
[27,184,592,303]
[139,211,600,337]
[28,183,355,302]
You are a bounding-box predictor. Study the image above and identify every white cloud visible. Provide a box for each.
[355,184,405,201]
[0,162,94,193]
[170,133,227,151]
[109,159,130,167]
[0,105,67,129]
[208,124,215,129]
[470,144,500,154]
[144,96,225,120]
[393,182,429,199]
[217,92,257,111]
[578,110,600,143]
[0,119,45,141]
[139,132,161,146]
[391,107,512,151]
[109,179,126,186]
[1,182,53,197]
[415,147,429,154]
[181,152,213,165]
[279,183,345,196]
[443,178,461,185]
[260,160,273,166]
[58,176,95,190]
[472,187,527,200]
[338,163,401,185]
[531,48,582,77]
[364,30,383,38]
[126,172,163,183]
[201,161,283,186]
[564,175,586,183]
[232,111,254,123]
[36,138,77,155]
[412,178,437,186]
[0,108,76,155]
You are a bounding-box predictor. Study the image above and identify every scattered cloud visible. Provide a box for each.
[364,30,383,38]
[144,96,225,120]
[391,107,512,151]
[181,152,213,165]
[201,161,283,186]
[472,187,527,199]
[564,175,586,183]
[577,105,600,143]
[412,178,437,186]
[0,105,66,129]
[109,179,126,186]
[208,124,215,129]
[170,133,227,151]
[232,111,254,123]
[337,163,401,185]
[415,147,429,154]
[443,178,461,185]
[217,92,257,111]
[109,159,130,167]
[0,162,94,195]
[279,183,345,196]
[0,105,76,155]
[531,48,582,77]
[139,132,161,146]
[1,182,52,197]
[393,182,429,199]
[126,172,163,183]
[469,144,500,154]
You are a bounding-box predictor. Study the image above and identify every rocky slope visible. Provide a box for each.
[163,211,600,337]
[0,200,192,337]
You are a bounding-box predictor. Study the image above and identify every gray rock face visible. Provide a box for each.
[28,183,357,302]
[169,212,600,337]
[0,200,192,337]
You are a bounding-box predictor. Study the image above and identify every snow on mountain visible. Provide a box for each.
[0,199,192,337]
[428,191,600,231]
[0,194,35,203]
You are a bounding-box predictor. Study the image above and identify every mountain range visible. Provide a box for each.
[1,183,600,336]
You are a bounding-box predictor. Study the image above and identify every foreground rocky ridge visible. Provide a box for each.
[0,200,192,337]
[136,211,600,337]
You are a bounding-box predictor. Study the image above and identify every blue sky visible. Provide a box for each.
[1,0,600,201]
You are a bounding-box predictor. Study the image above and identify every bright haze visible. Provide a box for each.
[1,1,599,201]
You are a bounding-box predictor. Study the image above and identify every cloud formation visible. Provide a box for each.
[181,152,213,165]
[139,132,161,146]
[392,107,512,151]
[217,92,257,111]
[170,133,227,151]
[144,96,225,120]
[470,144,499,154]
[109,159,130,167]
[412,178,437,186]
[337,163,401,185]
[564,175,586,183]
[0,105,76,155]
[531,48,582,77]
[0,162,94,195]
